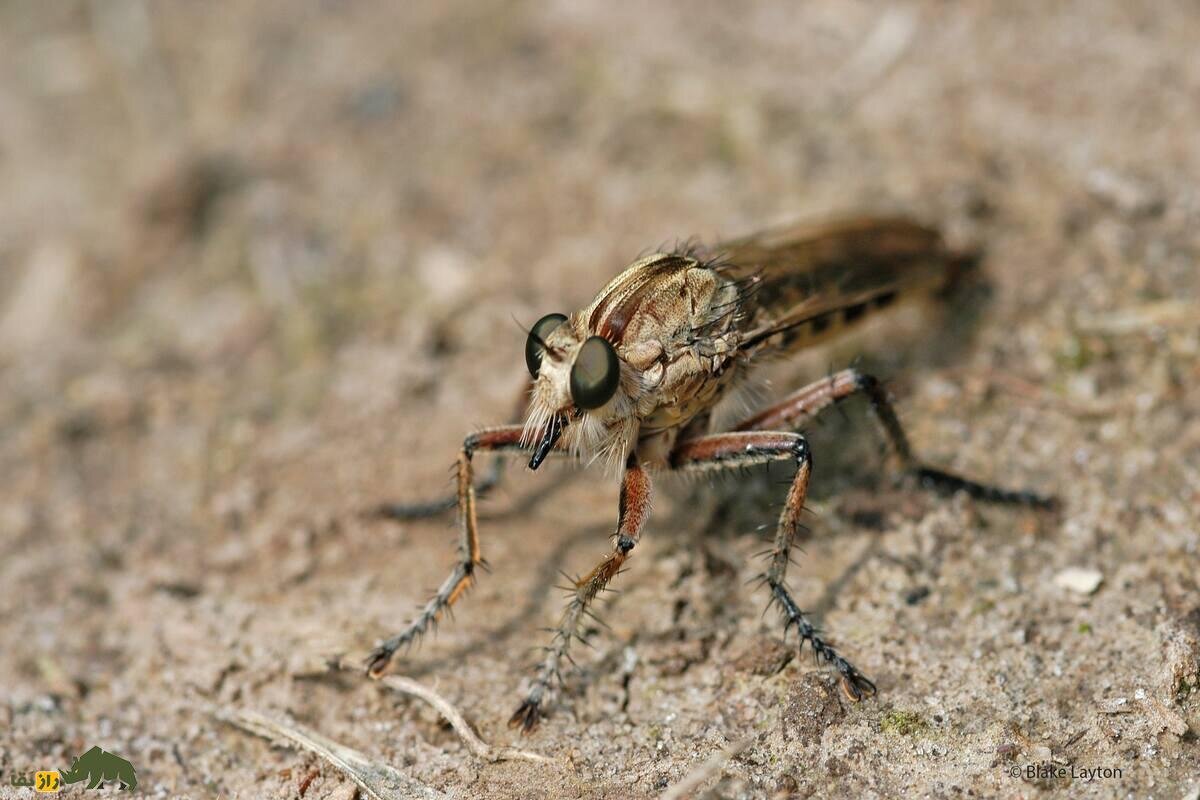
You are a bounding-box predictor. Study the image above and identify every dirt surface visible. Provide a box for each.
[2,2,1199,798]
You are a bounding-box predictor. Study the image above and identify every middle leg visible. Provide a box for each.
[670,431,877,701]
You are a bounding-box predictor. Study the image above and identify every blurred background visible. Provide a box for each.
[1,2,1197,798]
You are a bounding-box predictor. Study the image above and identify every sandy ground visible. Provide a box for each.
[2,2,1199,798]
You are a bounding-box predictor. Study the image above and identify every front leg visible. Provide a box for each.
[509,452,652,732]
[735,368,1056,508]
[366,424,541,677]
[373,377,535,520]
[671,431,877,701]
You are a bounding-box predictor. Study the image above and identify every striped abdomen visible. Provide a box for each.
[715,217,976,357]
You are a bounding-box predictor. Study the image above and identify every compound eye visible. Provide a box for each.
[525,313,567,376]
[569,336,620,410]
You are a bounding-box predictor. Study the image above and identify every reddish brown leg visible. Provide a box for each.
[670,431,877,701]
[366,424,545,677]
[373,378,535,519]
[736,368,1055,508]
[509,452,652,732]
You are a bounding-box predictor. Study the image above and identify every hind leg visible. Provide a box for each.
[735,368,1056,508]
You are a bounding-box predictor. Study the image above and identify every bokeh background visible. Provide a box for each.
[1,2,1197,798]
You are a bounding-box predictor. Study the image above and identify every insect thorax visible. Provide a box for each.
[592,255,744,442]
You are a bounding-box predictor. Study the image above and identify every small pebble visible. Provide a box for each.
[1053,567,1104,595]
[1099,697,1131,714]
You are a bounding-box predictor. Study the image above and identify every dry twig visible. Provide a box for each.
[660,737,753,800]
[220,708,447,800]
[1074,300,1193,335]
[377,674,555,764]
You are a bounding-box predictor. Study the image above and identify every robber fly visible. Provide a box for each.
[367,216,1055,731]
